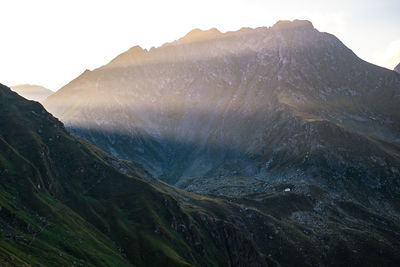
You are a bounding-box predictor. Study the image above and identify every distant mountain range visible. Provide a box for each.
[10,84,53,101]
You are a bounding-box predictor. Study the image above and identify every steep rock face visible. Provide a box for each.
[43,20,400,212]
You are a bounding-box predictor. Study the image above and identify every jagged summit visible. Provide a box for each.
[104,45,147,68]
[127,45,145,53]
[272,19,314,30]
[185,27,221,37]
[179,27,222,43]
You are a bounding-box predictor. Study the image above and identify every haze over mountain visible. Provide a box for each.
[44,19,400,206]
[0,83,270,266]
[10,84,53,102]
[2,81,400,266]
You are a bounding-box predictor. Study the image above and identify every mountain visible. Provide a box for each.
[10,84,53,102]
[0,83,268,266]
[395,63,400,73]
[3,83,400,266]
[43,19,400,207]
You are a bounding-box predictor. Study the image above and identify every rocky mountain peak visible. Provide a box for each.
[105,45,147,68]
[127,45,145,53]
[272,19,314,31]
[179,27,222,43]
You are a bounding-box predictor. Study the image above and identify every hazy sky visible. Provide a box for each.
[1,0,399,91]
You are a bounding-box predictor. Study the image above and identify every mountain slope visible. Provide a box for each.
[43,20,400,215]
[0,83,268,266]
[2,83,400,265]
[10,84,53,101]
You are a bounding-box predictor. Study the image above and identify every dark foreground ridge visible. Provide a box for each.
[0,84,268,266]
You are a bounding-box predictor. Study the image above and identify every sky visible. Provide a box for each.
[0,0,399,91]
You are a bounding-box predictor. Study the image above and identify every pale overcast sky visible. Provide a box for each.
[1,0,399,91]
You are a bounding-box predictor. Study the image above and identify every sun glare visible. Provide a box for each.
[0,0,399,90]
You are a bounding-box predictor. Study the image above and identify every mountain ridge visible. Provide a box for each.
[43,20,400,207]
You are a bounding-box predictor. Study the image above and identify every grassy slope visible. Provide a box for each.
[1,82,400,266]
[0,84,267,267]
